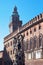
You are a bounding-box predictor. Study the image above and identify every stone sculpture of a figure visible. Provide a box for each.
[13,34,25,65]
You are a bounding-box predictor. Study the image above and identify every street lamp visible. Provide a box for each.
[13,34,25,65]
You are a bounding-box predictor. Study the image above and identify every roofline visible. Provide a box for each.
[4,13,43,42]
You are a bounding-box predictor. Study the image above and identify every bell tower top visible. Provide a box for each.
[9,6,22,33]
[14,6,17,13]
[12,6,19,22]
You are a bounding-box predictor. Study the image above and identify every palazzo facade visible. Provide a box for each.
[3,6,43,65]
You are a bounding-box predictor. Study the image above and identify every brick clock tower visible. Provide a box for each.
[9,6,22,33]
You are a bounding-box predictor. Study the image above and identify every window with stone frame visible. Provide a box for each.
[30,29,32,34]
[39,24,41,30]
[39,33,42,47]
[26,39,29,50]
[28,40,30,50]
[30,37,33,49]
[34,27,36,32]
[34,36,37,48]
[26,31,28,36]
[10,41,12,46]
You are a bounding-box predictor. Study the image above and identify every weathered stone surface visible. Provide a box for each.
[25,59,43,65]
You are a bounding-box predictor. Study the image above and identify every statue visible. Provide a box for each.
[13,34,25,65]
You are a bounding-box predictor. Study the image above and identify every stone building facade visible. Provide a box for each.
[0,51,4,65]
[4,6,43,65]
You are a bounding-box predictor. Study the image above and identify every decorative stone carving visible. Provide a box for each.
[33,36,37,48]
[39,33,43,48]
[30,37,33,49]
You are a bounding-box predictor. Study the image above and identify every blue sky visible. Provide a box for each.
[0,0,43,51]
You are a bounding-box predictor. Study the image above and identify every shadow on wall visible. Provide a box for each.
[3,47,13,65]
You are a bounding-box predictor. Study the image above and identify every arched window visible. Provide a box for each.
[10,41,12,46]
[34,36,37,48]
[30,37,33,49]
[39,24,41,30]
[30,30,32,34]
[26,39,29,50]
[26,31,28,36]
[39,33,42,47]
